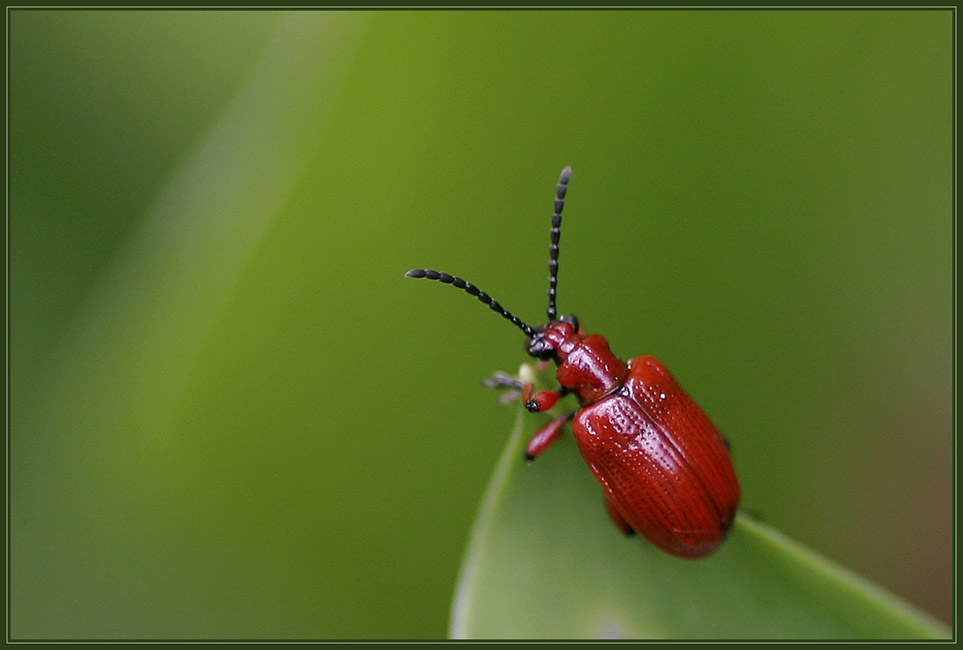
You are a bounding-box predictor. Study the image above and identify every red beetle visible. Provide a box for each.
[407,167,740,558]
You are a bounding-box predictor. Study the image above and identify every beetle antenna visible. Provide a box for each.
[406,268,536,338]
[547,166,571,323]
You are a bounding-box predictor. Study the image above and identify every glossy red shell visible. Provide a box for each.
[572,355,740,558]
[408,167,740,558]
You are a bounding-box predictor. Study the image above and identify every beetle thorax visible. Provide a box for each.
[538,322,630,405]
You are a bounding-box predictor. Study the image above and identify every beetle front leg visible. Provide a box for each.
[525,411,576,461]
[521,383,569,413]
[483,361,556,405]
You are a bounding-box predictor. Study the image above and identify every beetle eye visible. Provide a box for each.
[527,334,555,360]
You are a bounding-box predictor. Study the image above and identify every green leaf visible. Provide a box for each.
[449,364,950,640]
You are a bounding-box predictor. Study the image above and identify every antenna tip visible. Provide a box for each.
[406,269,427,278]
[560,166,572,184]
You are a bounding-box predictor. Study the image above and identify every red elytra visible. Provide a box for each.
[407,167,740,558]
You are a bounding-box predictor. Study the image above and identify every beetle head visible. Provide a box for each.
[526,315,581,361]
[526,332,555,360]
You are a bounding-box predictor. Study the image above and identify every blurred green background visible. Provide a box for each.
[8,9,952,639]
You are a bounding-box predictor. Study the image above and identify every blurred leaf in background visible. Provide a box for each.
[8,9,952,639]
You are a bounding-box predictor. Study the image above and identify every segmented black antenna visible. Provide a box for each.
[547,166,572,323]
[405,268,536,338]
